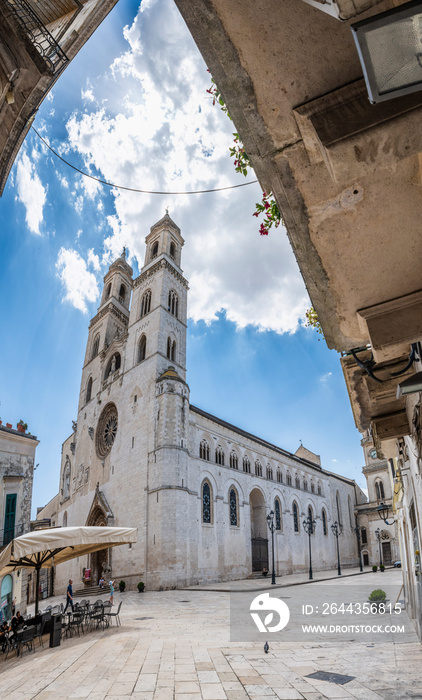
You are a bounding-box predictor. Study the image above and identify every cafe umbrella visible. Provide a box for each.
[0,526,137,614]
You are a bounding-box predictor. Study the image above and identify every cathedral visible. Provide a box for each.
[38,214,366,592]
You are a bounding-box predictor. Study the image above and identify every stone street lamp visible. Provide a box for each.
[266,510,276,585]
[331,521,343,576]
[303,514,316,580]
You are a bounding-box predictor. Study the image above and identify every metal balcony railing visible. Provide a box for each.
[5,0,69,74]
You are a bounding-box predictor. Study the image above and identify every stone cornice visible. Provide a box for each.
[89,301,130,330]
[134,258,189,290]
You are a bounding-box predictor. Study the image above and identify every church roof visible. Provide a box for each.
[156,366,188,385]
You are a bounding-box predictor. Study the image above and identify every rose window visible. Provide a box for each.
[96,403,118,458]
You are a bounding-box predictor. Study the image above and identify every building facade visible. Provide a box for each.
[38,214,366,593]
[0,420,39,618]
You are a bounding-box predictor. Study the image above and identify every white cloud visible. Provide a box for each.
[62,0,309,332]
[56,248,99,313]
[15,152,47,235]
[320,372,333,383]
[87,248,101,271]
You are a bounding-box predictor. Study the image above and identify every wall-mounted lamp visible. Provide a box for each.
[397,371,422,398]
[376,501,395,525]
[351,0,422,103]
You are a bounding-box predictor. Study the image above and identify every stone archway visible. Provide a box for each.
[250,488,268,572]
[87,505,109,585]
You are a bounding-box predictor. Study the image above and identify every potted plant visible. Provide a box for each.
[372,565,378,572]
[137,581,145,592]
[17,420,28,433]
[118,580,126,592]
[380,564,385,572]
[368,588,388,610]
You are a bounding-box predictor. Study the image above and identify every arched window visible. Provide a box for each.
[286,471,292,486]
[151,241,159,259]
[105,352,121,379]
[215,445,225,465]
[361,527,368,544]
[311,482,315,494]
[170,242,176,259]
[275,498,282,531]
[230,451,238,469]
[266,465,273,480]
[105,283,111,299]
[322,508,328,536]
[140,290,151,317]
[119,284,126,303]
[317,483,322,496]
[138,335,146,363]
[202,481,212,524]
[229,488,238,526]
[167,337,176,361]
[199,439,210,461]
[255,461,262,477]
[277,469,283,483]
[168,290,179,317]
[375,480,385,501]
[91,334,100,359]
[243,456,251,473]
[336,491,342,526]
[86,377,93,404]
[308,506,314,534]
[295,476,301,489]
[293,501,299,532]
[303,479,308,491]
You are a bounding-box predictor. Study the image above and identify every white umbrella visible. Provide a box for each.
[0,526,137,614]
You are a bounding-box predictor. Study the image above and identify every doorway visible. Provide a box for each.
[250,488,268,571]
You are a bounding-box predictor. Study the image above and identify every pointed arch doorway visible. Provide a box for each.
[250,488,268,572]
[86,485,114,585]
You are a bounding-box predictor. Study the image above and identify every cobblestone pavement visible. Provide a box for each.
[1,570,421,700]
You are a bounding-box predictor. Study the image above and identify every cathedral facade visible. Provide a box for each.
[38,214,366,592]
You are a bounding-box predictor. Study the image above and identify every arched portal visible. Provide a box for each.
[250,488,268,572]
[87,506,109,586]
[0,574,13,621]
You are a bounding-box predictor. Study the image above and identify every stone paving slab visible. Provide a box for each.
[0,570,419,700]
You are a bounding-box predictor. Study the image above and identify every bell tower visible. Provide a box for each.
[130,212,188,382]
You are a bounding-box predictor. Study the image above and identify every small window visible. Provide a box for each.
[275,498,282,531]
[86,377,93,404]
[322,508,328,536]
[140,290,151,317]
[170,242,176,259]
[266,466,273,480]
[230,451,238,469]
[286,471,292,486]
[243,456,251,473]
[168,290,179,318]
[215,445,225,465]
[229,488,238,526]
[277,470,283,483]
[119,284,126,303]
[317,483,322,496]
[199,439,210,461]
[138,335,146,363]
[167,337,176,361]
[311,482,315,494]
[303,479,308,491]
[151,241,159,259]
[295,476,300,489]
[105,283,111,299]
[255,461,262,477]
[375,480,385,501]
[361,526,368,544]
[91,334,100,359]
[202,481,212,524]
[293,501,299,533]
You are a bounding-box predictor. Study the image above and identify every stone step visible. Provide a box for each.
[74,585,110,597]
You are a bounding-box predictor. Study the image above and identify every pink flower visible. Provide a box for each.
[253,212,259,217]
[259,224,268,235]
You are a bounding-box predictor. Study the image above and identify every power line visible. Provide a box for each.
[32,127,259,195]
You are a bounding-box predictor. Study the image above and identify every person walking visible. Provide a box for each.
[109,580,114,606]
[63,579,74,613]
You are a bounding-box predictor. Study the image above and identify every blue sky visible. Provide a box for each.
[0,0,366,516]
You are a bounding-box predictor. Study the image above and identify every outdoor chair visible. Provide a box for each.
[88,604,105,630]
[17,626,36,656]
[33,619,46,648]
[69,611,84,637]
[102,602,112,628]
[107,601,122,627]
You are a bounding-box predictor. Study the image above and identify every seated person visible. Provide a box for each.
[98,576,105,589]
[0,621,10,651]
[11,611,24,641]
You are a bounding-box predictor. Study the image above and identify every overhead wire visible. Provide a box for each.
[32,127,259,195]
